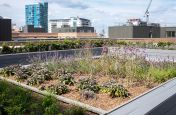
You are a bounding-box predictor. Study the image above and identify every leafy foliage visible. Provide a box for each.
[0,81,85,115]
[47,84,69,95]
[148,68,176,83]
[64,106,85,115]
[0,81,39,115]
[100,80,129,98]
[27,76,45,86]
[77,78,100,93]
[59,70,75,86]
[1,65,20,77]
[81,90,96,100]
[157,42,167,47]
[42,96,60,115]
[27,67,51,86]
[1,40,176,54]
[1,44,13,54]
[14,67,31,80]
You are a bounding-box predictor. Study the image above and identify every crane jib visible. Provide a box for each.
[144,0,153,23]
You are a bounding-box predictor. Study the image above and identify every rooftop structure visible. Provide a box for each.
[127,19,160,27]
[109,17,164,39]
[109,24,176,39]
[0,18,12,41]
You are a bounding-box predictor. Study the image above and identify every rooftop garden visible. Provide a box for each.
[1,48,176,110]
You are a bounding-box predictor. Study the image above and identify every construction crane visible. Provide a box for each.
[144,0,153,24]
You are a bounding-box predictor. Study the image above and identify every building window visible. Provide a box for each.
[166,31,175,38]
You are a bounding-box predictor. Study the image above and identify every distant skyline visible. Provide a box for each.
[0,0,176,34]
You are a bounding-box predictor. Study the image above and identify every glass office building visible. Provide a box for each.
[25,2,48,32]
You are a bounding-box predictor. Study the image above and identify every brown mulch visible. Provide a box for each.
[63,83,150,110]
[6,75,157,111]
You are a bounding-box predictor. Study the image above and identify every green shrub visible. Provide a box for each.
[1,65,20,77]
[91,40,104,47]
[65,106,85,115]
[30,103,43,115]
[24,43,38,52]
[59,73,75,86]
[47,84,69,95]
[109,85,129,98]
[27,75,45,86]
[1,67,14,77]
[77,78,100,93]
[0,81,85,115]
[1,65,32,81]
[81,90,96,100]
[148,68,176,83]
[1,44,13,54]
[37,43,50,51]
[42,96,60,115]
[166,42,173,46]
[100,80,129,98]
[157,42,167,47]
[0,81,34,114]
[50,43,62,50]
[14,47,26,53]
[116,41,128,45]
[14,67,31,81]
[58,69,75,85]
[27,67,52,86]
[2,40,176,55]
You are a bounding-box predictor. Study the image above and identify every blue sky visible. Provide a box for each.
[0,0,176,34]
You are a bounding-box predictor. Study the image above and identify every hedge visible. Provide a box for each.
[1,39,175,54]
[0,39,118,54]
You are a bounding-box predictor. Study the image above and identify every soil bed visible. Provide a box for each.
[3,74,156,111]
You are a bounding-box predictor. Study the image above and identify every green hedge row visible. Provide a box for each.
[1,39,175,54]
[0,39,128,54]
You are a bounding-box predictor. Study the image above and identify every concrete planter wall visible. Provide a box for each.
[0,47,103,68]
[107,78,176,115]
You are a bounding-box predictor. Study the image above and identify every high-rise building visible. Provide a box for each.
[25,2,48,32]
